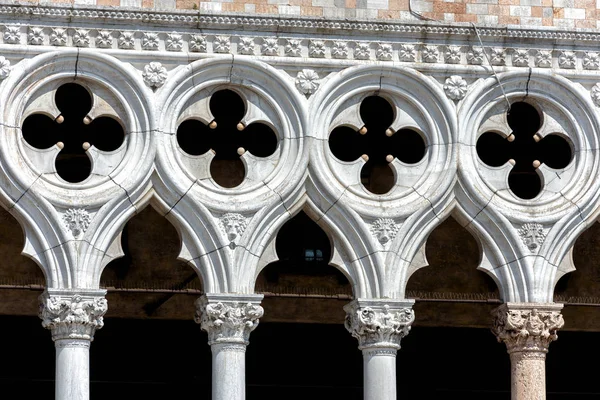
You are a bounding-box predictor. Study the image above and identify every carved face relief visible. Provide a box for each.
[370,218,399,246]
[220,213,247,243]
[63,208,91,237]
[518,223,546,252]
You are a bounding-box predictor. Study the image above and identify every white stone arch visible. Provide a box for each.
[457,70,600,302]
[0,49,154,289]
[308,64,457,299]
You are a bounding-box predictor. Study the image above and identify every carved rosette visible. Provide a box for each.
[492,303,564,356]
[344,300,415,351]
[195,294,264,346]
[39,291,108,343]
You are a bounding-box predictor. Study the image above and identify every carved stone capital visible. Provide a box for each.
[39,290,108,343]
[195,294,264,346]
[344,299,415,351]
[492,303,564,355]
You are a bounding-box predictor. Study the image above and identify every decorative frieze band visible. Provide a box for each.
[492,303,564,356]
[0,23,598,71]
[195,293,264,346]
[38,290,108,343]
[344,299,415,351]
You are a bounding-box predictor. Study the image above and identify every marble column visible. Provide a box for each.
[344,299,415,400]
[195,293,264,400]
[492,303,564,400]
[39,289,108,400]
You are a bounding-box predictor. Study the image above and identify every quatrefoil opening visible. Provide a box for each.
[176,89,277,188]
[476,102,572,200]
[22,83,125,183]
[328,95,426,194]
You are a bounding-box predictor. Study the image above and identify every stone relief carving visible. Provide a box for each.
[73,29,90,47]
[345,303,415,350]
[219,213,248,243]
[399,43,416,62]
[3,26,20,44]
[195,297,264,345]
[284,39,302,57]
[376,43,393,61]
[443,75,468,101]
[518,223,546,252]
[0,56,10,80]
[535,50,552,68]
[422,45,438,63]
[559,51,577,69]
[332,41,348,59]
[512,49,530,67]
[166,32,183,52]
[142,32,159,50]
[238,37,255,55]
[50,28,67,46]
[28,27,44,45]
[370,218,399,246]
[467,46,484,65]
[96,30,113,48]
[490,48,506,66]
[445,45,461,64]
[492,305,564,354]
[295,69,320,96]
[583,52,600,70]
[591,83,600,107]
[214,36,231,53]
[142,62,168,89]
[261,37,279,56]
[39,293,108,342]
[63,208,91,237]
[189,35,207,53]
[309,40,326,58]
[354,42,371,60]
[118,31,135,49]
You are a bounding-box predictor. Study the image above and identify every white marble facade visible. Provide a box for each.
[1,3,600,399]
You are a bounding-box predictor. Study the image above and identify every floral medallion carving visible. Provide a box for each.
[370,218,399,246]
[28,27,44,45]
[583,52,600,70]
[295,69,320,96]
[422,45,438,63]
[96,30,113,48]
[444,75,468,101]
[219,213,248,243]
[284,39,302,57]
[238,37,255,55]
[214,36,231,53]
[166,32,183,51]
[354,42,371,60]
[512,49,529,67]
[467,46,484,65]
[490,48,506,66]
[39,293,108,342]
[558,51,576,69]
[142,62,168,89]
[535,50,552,68]
[445,45,461,64]
[399,43,416,62]
[261,37,278,56]
[50,28,67,46]
[118,31,135,49]
[492,304,564,354]
[591,83,600,107]
[142,32,159,50]
[344,302,415,350]
[73,29,90,47]
[376,43,393,61]
[332,41,348,59]
[0,56,10,80]
[195,297,264,345]
[63,208,91,237]
[3,26,20,44]
[518,223,546,252]
[189,35,207,53]
[309,40,326,58]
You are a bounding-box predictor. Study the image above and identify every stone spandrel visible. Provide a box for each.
[492,303,564,355]
[344,299,415,350]
[195,294,264,346]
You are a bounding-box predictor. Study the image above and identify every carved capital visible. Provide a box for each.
[39,290,108,342]
[195,294,264,346]
[492,303,564,355]
[344,299,415,351]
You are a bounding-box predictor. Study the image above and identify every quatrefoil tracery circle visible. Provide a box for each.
[176,88,278,188]
[21,82,126,184]
[328,95,427,195]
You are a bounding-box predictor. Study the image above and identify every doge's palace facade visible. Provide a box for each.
[1,0,600,398]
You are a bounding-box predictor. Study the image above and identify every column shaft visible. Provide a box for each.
[362,348,397,400]
[55,340,91,400]
[212,343,247,400]
[510,352,546,400]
